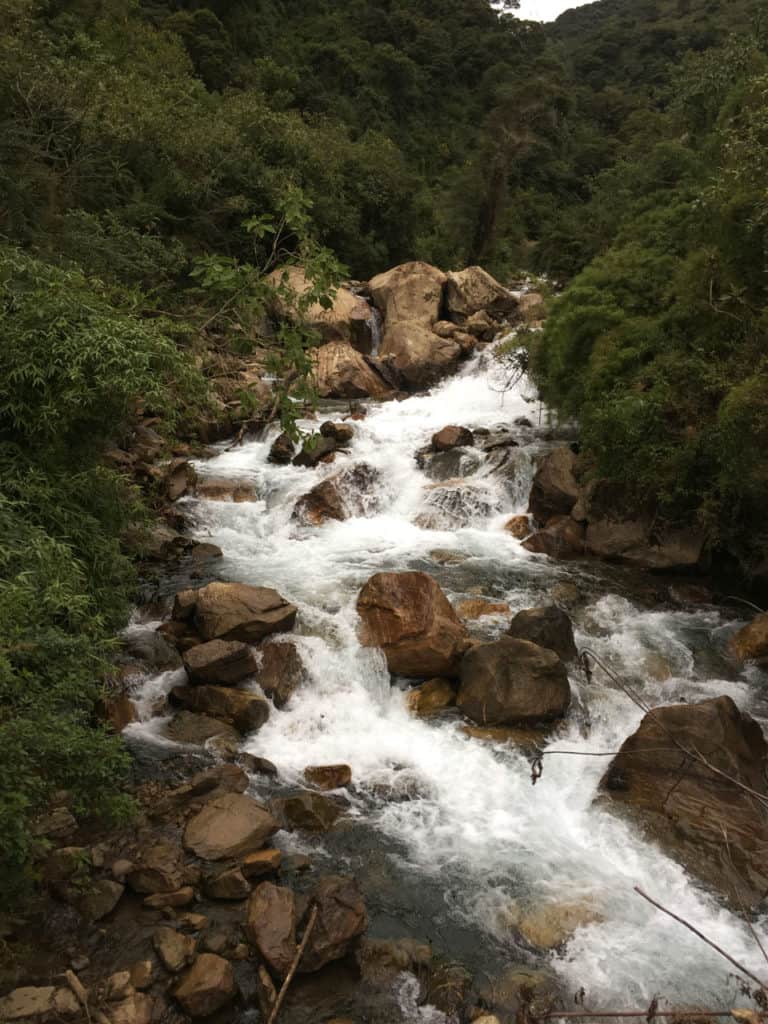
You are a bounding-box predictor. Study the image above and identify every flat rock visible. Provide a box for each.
[184,793,279,861]
[179,581,297,644]
[182,639,258,686]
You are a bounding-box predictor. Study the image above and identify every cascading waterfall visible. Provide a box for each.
[126,339,768,1014]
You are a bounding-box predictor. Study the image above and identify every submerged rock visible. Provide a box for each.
[292,463,381,525]
[507,605,578,661]
[600,695,768,906]
[357,571,471,678]
[457,638,571,725]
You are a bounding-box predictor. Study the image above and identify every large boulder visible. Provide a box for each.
[507,606,578,662]
[313,341,390,399]
[356,571,470,678]
[178,582,297,644]
[432,425,474,451]
[245,883,297,977]
[369,261,446,326]
[522,516,585,559]
[380,322,461,390]
[731,612,768,666]
[444,266,516,319]
[255,640,305,708]
[457,638,571,725]
[599,696,768,906]
[268,266,374,352]
[169,685,269,735]
[528,447,580,524]
[300,875,367,973]
[182,639,258,686]
[585,519,706,571]
[173,954,237,1018]
[183,793,279,861]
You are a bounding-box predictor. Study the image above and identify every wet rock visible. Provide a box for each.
[188,541,223,564]
[431,425,474,452]
[668,582,713,605]
[162,764,249,808]
[173,953,237,1017]
[356,937,431,986]
[585,519,706,571]
[523,515,586,558]
[255,640,305,708]
[357,571,471,678]
[551,582,581,607]
[196,477,256,502]
[429,548,469,566]
[245,882,297,976]
[425,962,472,1018]
[241,849,282,879]
[165,458,197,502]
[304,765,352,790]
[241,754,279,777]
[600,695,768,906]
[510,900,602,949]
[143,887,194,909]
[730,611,768,666]
[204,866,251,900]
[127,842,185,895]
[184,793,279,861]
[293,463,382,526]
[419,479,497,529]
[457,638,571,725]
[380,322,461,391]
[320,421,355,445]
[417,445,482,482]
[479,966,560,1019]
[123,629,182,671]
[129,961,155,991]
[182,639,258,686]
[165,711,240,747]
[504,515,532,540]
[272,791,341,832]
[170,685,269,736]
[268,432,295,465]
[528,447,580,524]
[507,606,578,661]
[313,342,391,400]
[406,678,455,716]
[444,266,516,319]
[153,926,196,973]
[179,581,297,644]
[369,261,446,326]
[292,435,338,468]
[300,875,368,973]
[455,598,511,620]
[80,880,124,920]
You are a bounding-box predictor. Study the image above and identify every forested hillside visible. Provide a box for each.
[2,0,767,901]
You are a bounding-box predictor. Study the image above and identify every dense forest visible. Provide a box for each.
[1,0,767,900]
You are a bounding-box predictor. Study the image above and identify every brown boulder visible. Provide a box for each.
[585,520,706,571]
[292,463,381,526]
[507,606,578,661]
[256,640,305,708]
[170,685,269,736]
[504,515,532,540]
[173,954,237,1017]
[268,266,373,351]
[188,582,297,643]
[165,458,197,502]
[292,435,337,468]
[731,612,768,665]
[204,866,251,900]
[457,638,571,725]
[182,639,258,686]
[241,849,282,879]
[320,421,355,445]
[600,696,768,906]
[153,927,196,973]
[164,711,240,747]
[528,448,580,524]
[380,322,460,390]
[313,341,390,399]
[245,883,297,977]
[431,425,474,451]
[304,765,352,790]
[183,793,279,861]
[80,879,124,920]
[356,571,470,678]
[127,842,185,895]
[369,261,446,326]
[406,678,455,716]
[143,887,194,909]
[300,876,367,973]
[444,266,516,319]
[271,791,341,832]
[523,516,585,558]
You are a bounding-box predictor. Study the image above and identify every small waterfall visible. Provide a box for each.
[368,304,383,357]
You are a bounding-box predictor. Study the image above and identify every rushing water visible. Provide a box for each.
[128,341,768,1015]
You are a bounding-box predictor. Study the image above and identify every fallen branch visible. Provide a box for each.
[266,903,319,1024]
[634,887,768,994]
